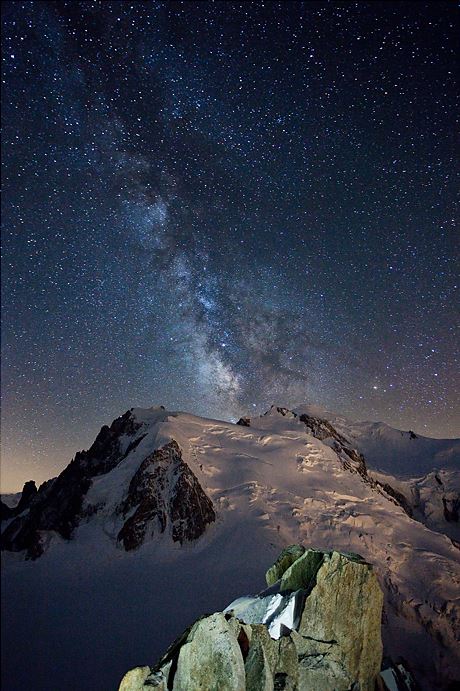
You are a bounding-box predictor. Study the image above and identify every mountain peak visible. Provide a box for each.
[118,439,215,550]
[1,403,459,690]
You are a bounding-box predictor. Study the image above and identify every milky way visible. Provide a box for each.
[2,1,458,490]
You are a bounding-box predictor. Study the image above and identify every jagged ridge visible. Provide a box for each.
[1,410,215,558]
[118,440,215,550]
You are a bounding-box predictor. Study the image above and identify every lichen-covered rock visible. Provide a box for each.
[118,667,152,691]
[275,635,299,688]
[118,547,383,691]
[244,624,274,691]
[296,550,383,691]
[265,544,305,586]
[279,548,324,592]
[173,613,246,690]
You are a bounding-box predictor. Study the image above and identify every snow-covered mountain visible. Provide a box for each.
[295,403,460,477]
[1,405,459,691]
[294,404,460,541]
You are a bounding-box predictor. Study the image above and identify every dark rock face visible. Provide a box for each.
[337,444,369,479]
[236,417,251,427]
[118,440,215,551]
[378,483,413,518]
[1,481,38,522]
[16,481,38,512]
[273,406,291,417]
[0,501,13,521]
[297,413,349,445]
[2,413,214,558]
[1,410,142,558]
[297,415,376,490]
[443,496,459,522]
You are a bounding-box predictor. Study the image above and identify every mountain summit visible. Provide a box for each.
[1,404,459,690]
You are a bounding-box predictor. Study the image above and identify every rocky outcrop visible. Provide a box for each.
[266,406,292,418]
[292,550,383,690]
[117,440,215,550]
[276,547,324,593]
[376,481,413,518]
[0,481,37,522]
[15,480,38,513]
[1,410,143,558]
[236,417,251,427]
[119,546,384,691]
[1,411,216,558]
[297,412,349,446]
[265,544,306,586]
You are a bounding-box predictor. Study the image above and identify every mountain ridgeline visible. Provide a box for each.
[1,404,459,691]
[1,409,215,558]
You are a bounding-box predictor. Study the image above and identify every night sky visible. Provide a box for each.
[2,1,458,491]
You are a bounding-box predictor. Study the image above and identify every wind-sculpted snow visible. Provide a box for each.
[1,404,459,691]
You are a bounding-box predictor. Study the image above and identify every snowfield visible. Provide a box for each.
[1,405,459,691]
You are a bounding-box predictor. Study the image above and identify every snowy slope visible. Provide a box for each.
[1,405,459,691]
[369,468,460,542]
[295,404,460,477]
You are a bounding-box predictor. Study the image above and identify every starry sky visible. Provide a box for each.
[2,1,459,491]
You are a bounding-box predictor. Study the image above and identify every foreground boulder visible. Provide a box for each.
[119,546,384,690]
[291,550,383,690]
